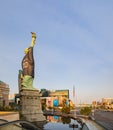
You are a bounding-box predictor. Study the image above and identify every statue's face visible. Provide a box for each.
[24,48,29,54]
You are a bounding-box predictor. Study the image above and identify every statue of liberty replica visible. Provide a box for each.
[21,32,36,90]
[19,32,46,123]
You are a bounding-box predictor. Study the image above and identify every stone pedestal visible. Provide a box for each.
[20,89,46,122]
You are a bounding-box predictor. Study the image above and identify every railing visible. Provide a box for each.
[0,119,8,123]
[0,119,42,130]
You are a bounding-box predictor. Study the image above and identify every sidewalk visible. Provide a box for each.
[0,111,19,122]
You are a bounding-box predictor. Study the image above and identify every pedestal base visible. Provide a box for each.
[20,89,46,122]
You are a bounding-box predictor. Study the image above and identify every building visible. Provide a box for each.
[102,98,113,105]
[101,98,113,109]
[40,89,73,110]
[92,100,97,108]
[0,80,9,106]
[48,90,69,107]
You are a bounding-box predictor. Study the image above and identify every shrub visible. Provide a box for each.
[0,105,14,111]
[80,107,92,116]
[19,113,26,120]
[48,106,53,110]
[61,106,70,114]
[0,105,4,111]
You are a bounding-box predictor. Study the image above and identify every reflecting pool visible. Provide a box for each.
[44,116,83,130]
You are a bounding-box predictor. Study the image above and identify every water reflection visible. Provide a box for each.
[44,116,82,130]
[61,117,71,124]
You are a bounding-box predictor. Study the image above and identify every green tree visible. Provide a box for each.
[61,106,70,114]
[80,107,92,116]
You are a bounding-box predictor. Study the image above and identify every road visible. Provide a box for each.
[94,110,113,130]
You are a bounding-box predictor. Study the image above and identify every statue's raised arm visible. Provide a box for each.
[30,32,36,47]
[21,32,37,90]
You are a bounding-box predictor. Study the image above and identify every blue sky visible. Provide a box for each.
[0,0,113,104]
